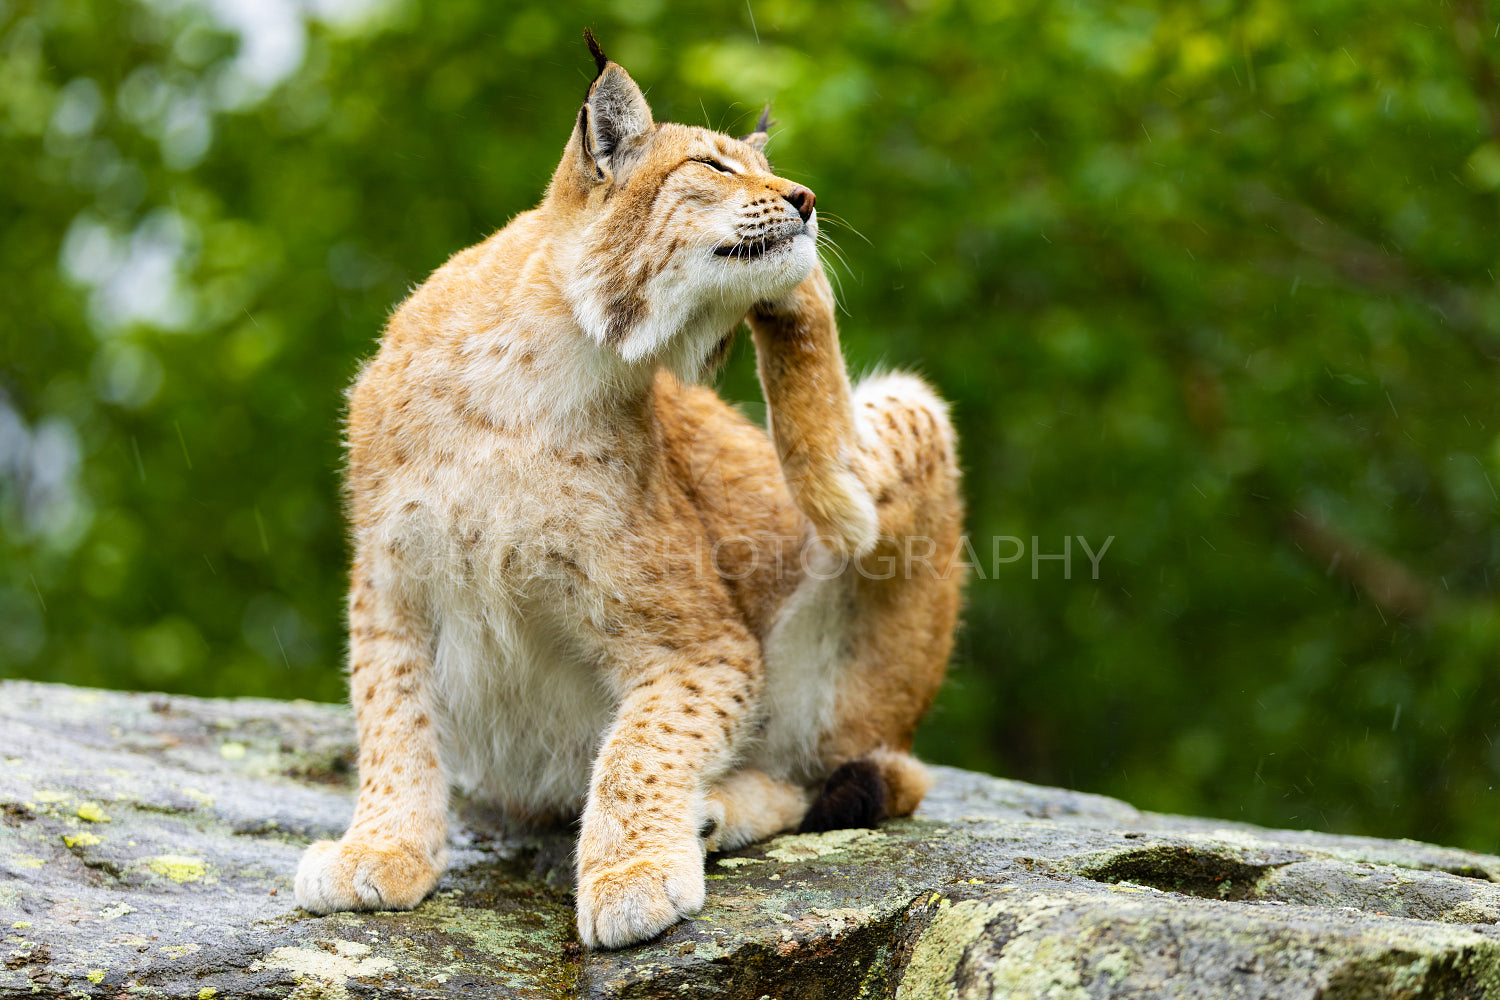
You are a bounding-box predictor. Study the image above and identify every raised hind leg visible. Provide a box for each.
[703,768,813,851]
[805,372,964,827]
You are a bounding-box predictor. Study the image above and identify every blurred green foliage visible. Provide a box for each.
[5,0,1500,849]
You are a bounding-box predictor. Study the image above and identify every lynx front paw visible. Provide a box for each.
[294,836,446,914]
[576,852,705,949]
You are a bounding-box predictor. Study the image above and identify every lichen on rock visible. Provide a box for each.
[4,679,1500,998]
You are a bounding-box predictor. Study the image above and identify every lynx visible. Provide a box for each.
[294,33,964,949]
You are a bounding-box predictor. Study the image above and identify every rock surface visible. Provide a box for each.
[4,680,1500,998]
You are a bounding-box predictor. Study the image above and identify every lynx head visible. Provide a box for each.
[547,32,819,376]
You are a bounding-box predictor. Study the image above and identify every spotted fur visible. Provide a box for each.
[293,38,965,950]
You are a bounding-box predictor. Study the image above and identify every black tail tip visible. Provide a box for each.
[583,28,608,75]
[799,759,885,834]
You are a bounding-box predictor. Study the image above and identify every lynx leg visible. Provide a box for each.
[750,274,964,826]
[703,768,812,851]
[575,619,764,949]
[749,270,879,558]
[294,556,449,913]
[815,373,963,819]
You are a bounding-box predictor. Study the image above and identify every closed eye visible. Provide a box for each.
[691,157,735,175]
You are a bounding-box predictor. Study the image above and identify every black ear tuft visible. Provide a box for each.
[741,103,775,152]
[583,28,608,77]
[575,50,654,184]
[799,759,886,833]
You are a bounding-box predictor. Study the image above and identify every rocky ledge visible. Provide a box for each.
[3,680,1500,998]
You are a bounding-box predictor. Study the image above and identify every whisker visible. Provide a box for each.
[817,212,873,247]
[770,165,816,181]
[819,232,855,280]
[718,101,741,134]
[817,236,852,315]
[824,263,848,315]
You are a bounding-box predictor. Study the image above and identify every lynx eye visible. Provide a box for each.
[692,157,735,175]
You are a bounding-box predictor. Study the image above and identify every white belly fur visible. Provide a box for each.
[429,559,853,810]
[431,594,612,814]
[750,563,853,783]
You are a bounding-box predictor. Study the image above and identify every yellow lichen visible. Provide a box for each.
[75,802,111,822]
[11,855,45,869]
[87,969,105,983]
[198,989,218,999]
[63,832,102,849]
[11,921,31,930]
[34,790,68,804]
[219,742,247,760]
[148,855,206,883]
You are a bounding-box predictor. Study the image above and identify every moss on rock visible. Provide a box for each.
[4,679,1500,999]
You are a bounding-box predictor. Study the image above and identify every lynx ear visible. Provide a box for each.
[741,105,774,153]
[577,30,654,184]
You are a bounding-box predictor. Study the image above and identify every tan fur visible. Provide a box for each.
[294,43,963,949]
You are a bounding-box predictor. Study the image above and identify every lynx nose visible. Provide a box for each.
[784,185,816,223]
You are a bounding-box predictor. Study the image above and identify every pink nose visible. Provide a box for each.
[784,185,816,222]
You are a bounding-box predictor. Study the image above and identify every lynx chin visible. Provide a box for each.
[294,32,965,949]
